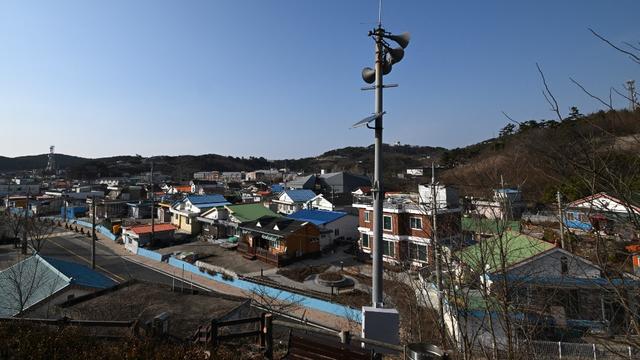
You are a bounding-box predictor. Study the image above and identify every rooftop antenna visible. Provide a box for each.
[377,0,383,28]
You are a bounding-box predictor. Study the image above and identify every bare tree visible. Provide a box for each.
[0,255,65,316]
[24,218,55,253]
[249,284,303,316]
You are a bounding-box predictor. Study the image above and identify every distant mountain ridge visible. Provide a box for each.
[0,154,89,172]
[0,144,446,181]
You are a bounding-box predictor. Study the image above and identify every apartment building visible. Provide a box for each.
[353,184,461,267]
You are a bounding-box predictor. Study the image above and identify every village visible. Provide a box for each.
[1,157,639,358]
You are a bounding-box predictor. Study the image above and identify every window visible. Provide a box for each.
[364,211,371,223]
[186,217,190,225]
[566,212,575,221]
[409,243,428,262]
[410,217,422,230]
[383,240,395,257]
[268,238,279,249]
[334,229,339,236]
[383,216,392,231]
[362,233,370,248]
[560,256,568,274]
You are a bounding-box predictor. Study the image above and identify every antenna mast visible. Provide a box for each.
[46,145,57,173]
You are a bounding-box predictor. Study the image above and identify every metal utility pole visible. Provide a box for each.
[431,163,445,340]
[91,196,96,269]
[557,191,565,249]
[370,29,385,307]
[21,191,30,255]
[150,162,155,246]
[354,5,409,308]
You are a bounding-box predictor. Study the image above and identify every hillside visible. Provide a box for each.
[439,108,640,203]
[0,154,89,172]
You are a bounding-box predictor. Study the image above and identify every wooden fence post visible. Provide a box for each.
[264,313,273,360]
[210,319,219,349]
[259,313,266,347]
[339,330,350,345]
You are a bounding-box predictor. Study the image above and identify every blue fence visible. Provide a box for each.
[167,257,361,322]
[96,225,117,241]
[137,247,164,262]
[52,217,118,242]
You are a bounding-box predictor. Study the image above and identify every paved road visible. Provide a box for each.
[39,228,207,291]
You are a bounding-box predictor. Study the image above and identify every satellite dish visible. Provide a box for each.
[362,67,375,84]
[384,32,411,49]
[386,47,405,64]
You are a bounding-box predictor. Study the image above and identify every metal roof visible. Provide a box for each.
[282,189,316,203]
[0,255,70,316]
[186,194,228,205]
[43,257,116,289]
[0,255,117,317]
[287,209,348,225]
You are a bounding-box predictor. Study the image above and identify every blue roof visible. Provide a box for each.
[186,194,228,205]
[283,189,316,202]
[288,209,348,225]
[271,184,284,193]
[43,256,117,289]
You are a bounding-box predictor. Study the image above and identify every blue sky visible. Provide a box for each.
[0,1,638,159]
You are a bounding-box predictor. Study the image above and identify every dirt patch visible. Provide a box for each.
[317,271,343,282]
[334,289,370,309]
[277,264,330,282]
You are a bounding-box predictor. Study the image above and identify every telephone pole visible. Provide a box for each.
[91,196,96,269]
[150,162,155,247]
[431,163,445,342]
[557,191,565,249]
[21,191,30,255]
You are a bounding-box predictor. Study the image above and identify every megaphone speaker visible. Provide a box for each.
[362,67,375,84]
[384,32,411,49]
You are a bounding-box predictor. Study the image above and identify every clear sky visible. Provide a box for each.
[0,1,638,159]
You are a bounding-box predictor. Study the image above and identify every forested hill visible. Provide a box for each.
[439,108,640,203]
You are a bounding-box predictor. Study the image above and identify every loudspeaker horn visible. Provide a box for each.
[382,61,392,75]
[362,67,375,84]
[384,31,411,49]
[386,47,405,64]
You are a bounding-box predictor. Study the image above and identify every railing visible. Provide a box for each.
[193,313,274,359]
[255,247,287,266]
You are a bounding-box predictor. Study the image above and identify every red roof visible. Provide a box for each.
[127,223,176,235]
[174,185,192,193]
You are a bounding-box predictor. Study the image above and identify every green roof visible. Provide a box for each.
[226,203,280,223]
[456,231,555,273]
[461,217,520,234]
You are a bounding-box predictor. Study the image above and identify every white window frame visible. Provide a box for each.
[364,211,371,223]
[383,240,395,257]
[362,233,370,248]
[410,217,422,230]
[383,215,392,231]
